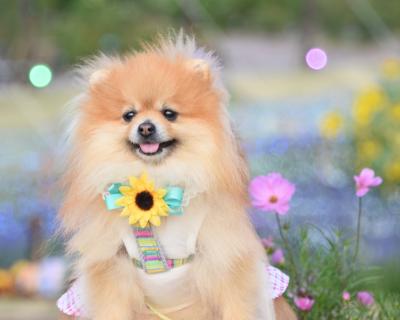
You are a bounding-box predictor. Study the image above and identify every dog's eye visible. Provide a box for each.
[162,108,178,121]
[122,110,137,122]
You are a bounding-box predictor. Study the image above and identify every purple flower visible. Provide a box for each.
[354,168,382,197]
[342,291,351,301]
[271,248,285,265]
[294,295,315,311]
[261,236,274,249]
[357,291,374,306]
[249,173,296,215]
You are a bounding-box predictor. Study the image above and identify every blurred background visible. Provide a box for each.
[0,0,399,319]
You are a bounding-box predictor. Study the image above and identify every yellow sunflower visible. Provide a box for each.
[115,173,168,228]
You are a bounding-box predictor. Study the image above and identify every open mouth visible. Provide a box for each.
[130,139,177,156]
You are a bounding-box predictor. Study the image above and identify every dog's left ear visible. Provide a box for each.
[186,59,210,81]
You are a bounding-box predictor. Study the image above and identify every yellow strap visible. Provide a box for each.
[146,303,174,320]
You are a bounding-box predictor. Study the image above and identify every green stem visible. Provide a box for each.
[353,197,363,263]
[275,212,301,288]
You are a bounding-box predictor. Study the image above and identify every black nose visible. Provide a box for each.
[138,121,156,138]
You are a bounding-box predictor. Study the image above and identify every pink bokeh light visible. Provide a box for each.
[305,48,328,70]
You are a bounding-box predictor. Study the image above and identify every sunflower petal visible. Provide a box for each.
[139,217,149,228]
[119,186,133,195]
[143,173,157,190]
[142,212,151,221]
[129,214,140,225]
[150,215,161,226]
[120,207,131,217]
[129,176,138,187]
[139,172,148,183]
[147,180,155,191]
[115,197,131,207]
[160,210,169,217]
[157,206,169,216]
[157,188,167,198]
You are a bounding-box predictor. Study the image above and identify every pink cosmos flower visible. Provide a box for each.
[249,173,296,215]
[342,291,351,301]
[354,168,382,197]
[261,236,274,249]
[294,296,315,311]
[357,291,374,306]
[271,248,285,265]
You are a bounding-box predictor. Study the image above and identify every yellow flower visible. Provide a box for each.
[320,111,343,139]
[382,58,400,79]
[116,173,168,228]
[391,104,400,121]
[359,139,381,161]
[0,269,13,292]
[10,260,30,276]
[394,133,400,148]
[353,88,385,126]
[384,162,400,182]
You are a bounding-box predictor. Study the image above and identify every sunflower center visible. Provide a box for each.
[269,195,278,204]
[135,191,154,211]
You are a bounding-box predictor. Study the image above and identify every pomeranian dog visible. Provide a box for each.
[59,33,296,320]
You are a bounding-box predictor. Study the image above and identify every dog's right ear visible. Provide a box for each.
[89,69,110,86]
[79,54,120,88]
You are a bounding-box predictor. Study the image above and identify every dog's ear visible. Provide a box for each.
[186,59,210,80]
[89,69,110,87]
[79,54,119,88]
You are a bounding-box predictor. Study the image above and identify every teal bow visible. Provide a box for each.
[102,183,184,216]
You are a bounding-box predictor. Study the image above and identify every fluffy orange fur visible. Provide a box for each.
[59,34,295,320]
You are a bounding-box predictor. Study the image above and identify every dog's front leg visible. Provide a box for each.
[274,297,297,320]
[193,207,274,320]
[193,249,262,320]
[85,254,145,320]
[216,263,260,320]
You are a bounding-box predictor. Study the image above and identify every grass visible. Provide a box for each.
[272,224,400,319]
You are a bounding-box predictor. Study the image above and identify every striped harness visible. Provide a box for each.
[132,226,193,274]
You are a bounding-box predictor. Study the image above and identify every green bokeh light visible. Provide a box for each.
[29,64,52,88]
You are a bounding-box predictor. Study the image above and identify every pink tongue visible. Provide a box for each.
[139,143,160,154]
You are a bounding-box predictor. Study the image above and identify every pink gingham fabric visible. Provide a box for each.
[267,265,289,299]
[57,281,87,317]
[57,266,289,317]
